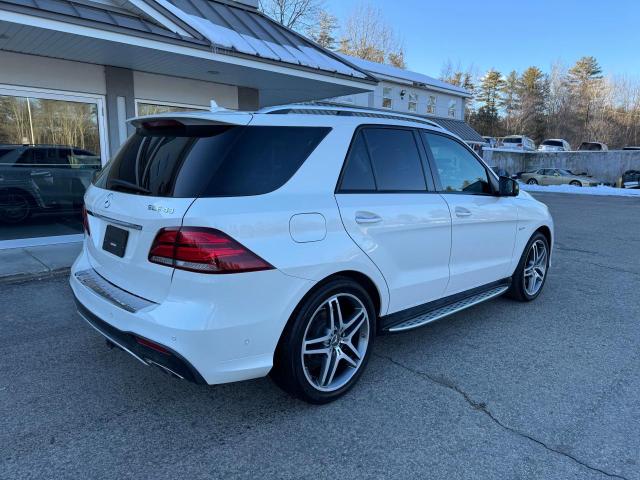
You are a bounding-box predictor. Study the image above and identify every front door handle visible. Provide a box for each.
[455,207,472,218]
[355,212,382,225]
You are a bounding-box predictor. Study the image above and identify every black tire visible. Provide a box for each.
[507,232,550,302]
[527,178,538,185]
[0,190,32,224]
[569,180,582,187]
[271,277,376,404]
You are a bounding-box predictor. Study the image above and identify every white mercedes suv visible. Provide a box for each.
[71,105,553,404]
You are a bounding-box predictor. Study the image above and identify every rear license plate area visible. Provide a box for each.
[102,225,129,258]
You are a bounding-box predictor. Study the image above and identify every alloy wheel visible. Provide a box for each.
[301,293,370,393]
[523,240,548,296]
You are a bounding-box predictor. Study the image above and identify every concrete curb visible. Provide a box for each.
[0,267,71,286]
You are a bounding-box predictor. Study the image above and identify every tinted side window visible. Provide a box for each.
[363,128,426,191]
[339,132,376,191]
[423,133,492,194]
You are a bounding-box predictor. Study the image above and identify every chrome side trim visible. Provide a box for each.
[77,310,149,366]
[75,269,155,313]
[87,210,143,231]
[388,285,509,332]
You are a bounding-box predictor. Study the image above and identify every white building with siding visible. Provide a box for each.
[327,54,483,144]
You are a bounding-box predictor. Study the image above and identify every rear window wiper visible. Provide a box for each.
[108,179,151,195]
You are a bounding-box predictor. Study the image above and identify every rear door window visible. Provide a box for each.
[95,125,330,197]
[362,128,427,191]
[339,132,377,192]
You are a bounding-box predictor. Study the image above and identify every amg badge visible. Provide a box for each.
[148,205,175,214]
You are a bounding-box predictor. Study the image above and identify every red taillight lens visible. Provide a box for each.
[149,227,274,274]
[82,205,90,236]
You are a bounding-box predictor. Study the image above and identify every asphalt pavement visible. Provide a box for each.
[1,193,639,480]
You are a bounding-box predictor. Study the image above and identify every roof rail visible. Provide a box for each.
[259,104,445,129]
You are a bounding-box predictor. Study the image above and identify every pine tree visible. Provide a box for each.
[518,67,549,142]
[566,56,604,137]
[474,69,504,135]
[500,70,520,133]
[307,10,338,50]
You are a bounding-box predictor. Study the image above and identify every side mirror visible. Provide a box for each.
[499,176,519,197]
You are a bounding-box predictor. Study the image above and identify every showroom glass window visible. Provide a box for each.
[0,93,102,242]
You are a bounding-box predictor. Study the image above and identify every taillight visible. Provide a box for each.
[149,227,274,274]
[82,205,90,236]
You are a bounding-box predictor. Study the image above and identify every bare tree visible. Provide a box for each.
[259,0,323,32]
[338,2,406,68]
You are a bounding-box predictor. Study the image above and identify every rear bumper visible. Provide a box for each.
[70,245,314,385]
[75,299,206,384]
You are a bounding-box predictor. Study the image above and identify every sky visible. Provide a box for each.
[324,0,640,79]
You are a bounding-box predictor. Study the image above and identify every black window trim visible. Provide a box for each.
[335,124,437,194]
[419,129,500,196]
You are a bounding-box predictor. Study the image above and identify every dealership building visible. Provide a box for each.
[0,0,478,249]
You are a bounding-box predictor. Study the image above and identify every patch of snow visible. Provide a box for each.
[520,182,640,197]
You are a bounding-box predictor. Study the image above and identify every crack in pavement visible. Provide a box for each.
[375,353,631,480]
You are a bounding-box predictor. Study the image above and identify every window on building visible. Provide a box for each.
[423,132,491,194]
[382,87,393,109]
[427,95,437,114]
[0,92,104,243]
[408,93,418,112]
[448,100,457,118]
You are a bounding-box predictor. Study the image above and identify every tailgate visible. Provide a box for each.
[84,186,193,303]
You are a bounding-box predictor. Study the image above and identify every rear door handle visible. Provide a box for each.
[455,207,472,218]
[355,212,382,224]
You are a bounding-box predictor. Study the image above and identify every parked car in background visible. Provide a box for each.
[0,144,100,223]
[500,135,536,151]
[578,142,608,151]
[483,136,497,148]
[621,170,640,189]
[622,146,640,151]
[538,139,571,152]
[71,106,554,404]
[520,168,602,187]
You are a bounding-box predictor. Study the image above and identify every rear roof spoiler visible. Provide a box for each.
[128,111,253,128]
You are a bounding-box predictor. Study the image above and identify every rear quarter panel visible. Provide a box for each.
[182,121,391,315]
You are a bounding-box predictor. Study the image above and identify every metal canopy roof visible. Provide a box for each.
[158,0,372,79]
[0,0,195,42]
[430,117,484,143]
[0,0,374,82]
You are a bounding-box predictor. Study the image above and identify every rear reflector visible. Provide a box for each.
[148,227,274,274]
[135,336,170,355]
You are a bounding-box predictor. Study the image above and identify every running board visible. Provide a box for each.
[385,284,510,333]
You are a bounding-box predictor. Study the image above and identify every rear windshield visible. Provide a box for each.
[94,125,330,197]
[503,137,521,144]
[542,140,563,147]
